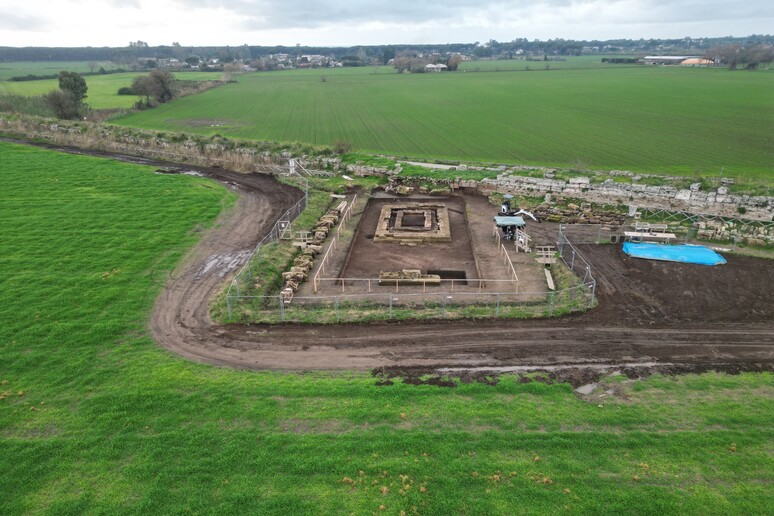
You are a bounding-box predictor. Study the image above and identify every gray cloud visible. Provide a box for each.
[3,0,772,48]
[0,11,48,31]
[167,0,774,33]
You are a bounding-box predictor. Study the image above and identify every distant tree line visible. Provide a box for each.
[2,35,772,64]
[705,44,774,70]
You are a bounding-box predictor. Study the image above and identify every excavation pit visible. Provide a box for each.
[374,204,451,243]
[340,197,478,283]
[427,269,468,285]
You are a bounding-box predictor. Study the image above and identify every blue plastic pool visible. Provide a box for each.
[622,242,727,265]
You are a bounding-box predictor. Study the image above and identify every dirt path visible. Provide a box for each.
[148,171,774,373]
[7,139,773,373]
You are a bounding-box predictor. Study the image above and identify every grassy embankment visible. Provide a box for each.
[1,141,773,513]
[111,63,774,178]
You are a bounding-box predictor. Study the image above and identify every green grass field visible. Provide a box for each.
[111,64,774,178]
[0,71,222,109]
[1,141,773,513]
[0,61,121,80]
[457,55,632,72]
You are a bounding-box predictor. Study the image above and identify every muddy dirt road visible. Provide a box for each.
[148,171,774,373]
[7,139,772,373]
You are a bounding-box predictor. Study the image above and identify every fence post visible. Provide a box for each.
[496,293,500,317]
[571,250,576,271]
[590,280,596,308]
[549,290,555,316]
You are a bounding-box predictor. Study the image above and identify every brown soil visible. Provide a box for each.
[148,170,773,373]
[8,139,773,374]
[344,196,478,280]
[306,192,545,300]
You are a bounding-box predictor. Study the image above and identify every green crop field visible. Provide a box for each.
[457,55,630,72]
[0,71,222,109]
[0,61,120,80]
[112,64,774,178]
[1,141,773,513]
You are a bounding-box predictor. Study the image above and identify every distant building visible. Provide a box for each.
[642,55,699,65]
[680,58,715,66]
[425,63,448,72]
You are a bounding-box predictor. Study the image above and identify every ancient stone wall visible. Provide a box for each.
[472,174,773,223]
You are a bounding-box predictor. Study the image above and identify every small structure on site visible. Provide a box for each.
[374,204,451,244]
[623,222,676,243]
[378,269,442,286]
[493,215,526,235]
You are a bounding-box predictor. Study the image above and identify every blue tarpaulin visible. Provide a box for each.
[623,242,726,266]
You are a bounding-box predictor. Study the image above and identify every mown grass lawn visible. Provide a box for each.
[1,142,772,514]
[112,64,774,178]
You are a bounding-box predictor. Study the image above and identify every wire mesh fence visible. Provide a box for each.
[225,283,594,324]
[223,224,597,322]
[225,173,308,298]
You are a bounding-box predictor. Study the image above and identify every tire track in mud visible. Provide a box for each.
[6,139,773,373]
[148,169,773,372]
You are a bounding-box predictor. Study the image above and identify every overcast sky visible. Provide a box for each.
[1,0,772,48]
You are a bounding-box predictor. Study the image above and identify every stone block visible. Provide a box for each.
[675,190,691,201]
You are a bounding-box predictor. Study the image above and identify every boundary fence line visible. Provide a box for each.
[557,224,598,303]
[492,227,519,288]
[226,283,593,323]
[225,164,308,300]
[312,194,358,292]
[225,222,599,321]
[312,277,521,295]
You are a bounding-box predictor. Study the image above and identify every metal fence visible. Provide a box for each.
[224,169,308,300]
[225,283,594,323]
[557,224,598,302]
[223,225,598,322]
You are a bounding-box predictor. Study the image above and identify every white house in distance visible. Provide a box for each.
[425,63,448,72]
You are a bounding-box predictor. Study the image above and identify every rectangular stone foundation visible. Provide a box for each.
[373,204,452,243]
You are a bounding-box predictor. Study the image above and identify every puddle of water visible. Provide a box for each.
[575,383,598,395]
[198,251,252,279]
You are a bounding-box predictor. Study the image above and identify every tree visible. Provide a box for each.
[382,45,395,65]
[44,89,80,119]
[446,54,463,71]
[132,70,176,105]
[707,44,774,70]
[44,71,88,119]
[58,71,87,103]
[222,62,242,82]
